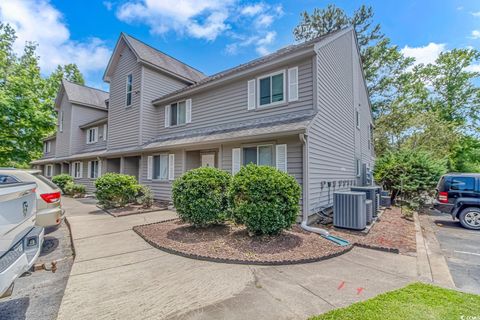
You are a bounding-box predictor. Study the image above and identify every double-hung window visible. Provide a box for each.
[73,162,82,178]
[44,141,51,153]
[356,110,360,128]
[243,145,274,166]
[88,160,99,179]
[87,127,98,144]
[45,164,53,178]
[126,74,133,107]
[59,111,64,132]
[153,154,169,180]
[258,71,285,107]
[170,101,186,126]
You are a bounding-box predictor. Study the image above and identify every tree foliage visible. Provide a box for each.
[0,23,84,167]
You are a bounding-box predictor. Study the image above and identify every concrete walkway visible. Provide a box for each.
[58,197,419,320]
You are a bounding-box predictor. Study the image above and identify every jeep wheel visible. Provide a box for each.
[459,207,480,230]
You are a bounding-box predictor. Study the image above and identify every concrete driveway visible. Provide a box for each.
[428,210,480,294]
[58,197,419,320]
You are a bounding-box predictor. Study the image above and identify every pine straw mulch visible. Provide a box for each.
[325,206,417,255]
[133,221,352,265]
[100,201,170,217]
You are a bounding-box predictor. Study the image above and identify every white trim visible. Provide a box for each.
[168,154,175,181]
[232,148,241,174]
[247,79,256,110]
[256,69,286,108]
[103,124,107,141]
[256,144,274,166]
[186,98,192,123]
[45,164,53,177]
[165,105,170,127]
[288,67,299,102]
[86,127,98,144]
[275,144,287,172]
[147,156,153,180]
[166,100,188,127]
[73,161,82,178]
[59,111,64,132]
[44,141,51,153]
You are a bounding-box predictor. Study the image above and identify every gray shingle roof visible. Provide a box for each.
[79,116,108,129]
[63,80,109,109]
[123,34,206,83]
[152,28,348,104]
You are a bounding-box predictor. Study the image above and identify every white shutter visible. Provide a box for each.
[247,79,256,110]
[276,144,287,172]
[232,148,241,174]
[147,156,153,179]
[87,161,92,179]
[98,160,102,177]
[168,154,175,180]
[103,124,107,141]
[186,99,192,123]
[79,162,83,178]
[165,105,171,127]
[288,67,298,102]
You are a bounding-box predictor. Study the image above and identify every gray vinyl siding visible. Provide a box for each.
[156,58,314,137]
[139,150,184,201]
[55,94,72,157]
[108,46,142,150]
[140,66,187,144]
[307,31,357,215]
[71,105,108,154]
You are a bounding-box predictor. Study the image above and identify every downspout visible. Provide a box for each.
[299,133,349,246]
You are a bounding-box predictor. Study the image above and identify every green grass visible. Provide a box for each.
[310,282,480,320]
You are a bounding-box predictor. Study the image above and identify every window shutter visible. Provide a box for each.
[186,99,192,123]
[247,79,256,110]
[79,162,83,178]
[168,154,175,181]
[232,148,241,174]
[98,160,102,177]
[288,67,298,102]
[87,161,92,178]
[276,144,287,172]
[147,156,153,179]
[165,105,171,127]
[103,124,107,141]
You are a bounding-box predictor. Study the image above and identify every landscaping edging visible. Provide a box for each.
[96,204,168,218]
[132,219,354,266]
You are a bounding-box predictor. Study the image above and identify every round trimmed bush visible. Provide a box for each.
[229,164,301,235]
[95,173,140,208]
[172,167,231,227]
[52,174,73,193]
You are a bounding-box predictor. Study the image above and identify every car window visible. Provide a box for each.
[0,174,19,184]
[450,177,475,191]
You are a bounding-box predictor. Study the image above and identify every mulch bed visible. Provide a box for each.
[325,206,417,255]
[133,221,352,265]
[101,201,169,217]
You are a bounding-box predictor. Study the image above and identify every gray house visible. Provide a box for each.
[32,27,375,219]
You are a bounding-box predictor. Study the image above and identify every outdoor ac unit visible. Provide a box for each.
[333,191,367,230]
[365,199,373,224]
[380,196,392,208]
[351,186,381,217]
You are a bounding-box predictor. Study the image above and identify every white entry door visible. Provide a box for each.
[201,154,215,168]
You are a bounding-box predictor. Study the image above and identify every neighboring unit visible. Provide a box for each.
[32,27,375,219]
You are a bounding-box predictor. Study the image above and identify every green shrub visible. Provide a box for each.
[95,173,140,208]
[229,164,301,235]
[64,182,86,197]
[135,185,154,208]
[52,174,73,193]
[172,167,231,227]
[374,149,447,209]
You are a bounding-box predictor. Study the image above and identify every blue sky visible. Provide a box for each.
[1,0,479,90]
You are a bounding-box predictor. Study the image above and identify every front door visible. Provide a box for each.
[201,154,215,168]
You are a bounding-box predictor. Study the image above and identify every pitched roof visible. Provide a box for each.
[62,79,109,110]
[79,116,108,129]
[152,28,350,105]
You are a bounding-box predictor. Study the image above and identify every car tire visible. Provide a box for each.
[459,207,480,230]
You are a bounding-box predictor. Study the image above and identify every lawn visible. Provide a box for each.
[310,282,480,320]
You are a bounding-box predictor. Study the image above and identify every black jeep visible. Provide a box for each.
[434,173,480,230]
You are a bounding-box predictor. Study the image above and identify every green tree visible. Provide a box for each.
[0,24,84,167]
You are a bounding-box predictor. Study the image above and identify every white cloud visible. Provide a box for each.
[116,0,235,41]
[471,11,480,16]
[0,0,111,79]
[241,3,264,16]
[401,42,446,66]
[103,1,113,11]
[465,64,480,72]
[470,30,480,39]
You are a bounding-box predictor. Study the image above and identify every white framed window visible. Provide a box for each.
[165,99,192,127]
[45,164,53,178]
[88,160,99,179]
[368,123,373,150]
[86,127,98,144]
[243,145,274,166]
[44,141,51,153]
[355,159,361,177]
[257,70,286,107]
[72,162,82,178]
[148,154,175,181]
[59,111,64,132]
[126,74,133,107]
